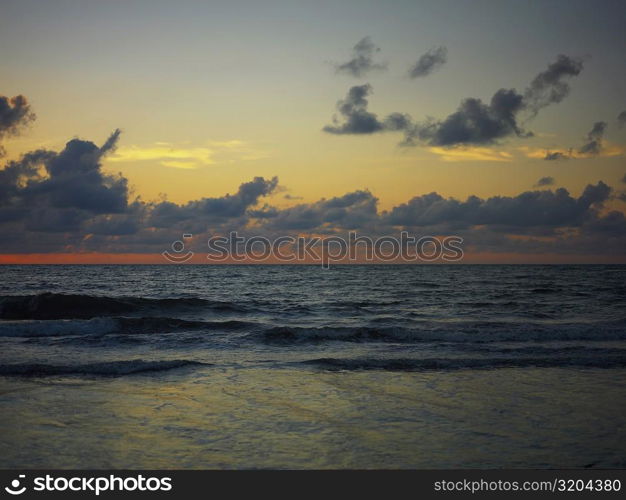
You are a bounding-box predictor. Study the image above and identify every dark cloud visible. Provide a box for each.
[0,94,35,140]
[264,190,378,231]
[534,176,555,187]
[0,94,36,157]
[148,176,278,228]
[578,121,607,156]
[618,111,626,128]
[382,112,413,131]
[323,84,385,134]
[323,85,528,145]
[402,56,583,146]
[408,46,447,79]
[543,121,608,160]
[1,128,624,257]
[405,88,528,146]
[82,213,141,236]
[385,182,611,233]
[544,150,571,161]
[334,37,386,77]
[523,55,584,115]
[0,130,129,233]
[324,55,584,148]
[35,130,129,214]
[100,128,122,155]
[0,127,280,251]
[0,149,53,205]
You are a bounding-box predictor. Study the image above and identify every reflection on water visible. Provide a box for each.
[1,367,625,468]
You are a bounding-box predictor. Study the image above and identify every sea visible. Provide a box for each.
[1,264,625,468]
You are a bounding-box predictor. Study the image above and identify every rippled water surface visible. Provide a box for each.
[1,264,625,468]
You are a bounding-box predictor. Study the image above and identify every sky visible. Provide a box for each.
[1,0,626,263]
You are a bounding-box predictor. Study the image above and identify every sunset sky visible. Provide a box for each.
[1,0,625,262]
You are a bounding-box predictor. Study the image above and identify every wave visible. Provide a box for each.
[257,320,626,344]
[0,359,207,377]
[0,293,248,320]
[531,287,561,294]
[299,355,626,372]
[0,317,256,338]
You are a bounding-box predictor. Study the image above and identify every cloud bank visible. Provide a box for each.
[1,129,624,257]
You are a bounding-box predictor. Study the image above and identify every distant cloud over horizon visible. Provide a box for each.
[1,126,624,257]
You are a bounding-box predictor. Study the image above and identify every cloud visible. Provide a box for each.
[405,88,528,146]
[544,150,571,161]
[0,94,36,157]
[323,84,385,134]
[0,132,280,252]
[538,121,614,160]
[148,176,279,228]
[403,55,584,146]
[0,94,35,140]
[384,181,611,232]
[110,140,268,168]
[334,37,387,77]
[618,111,626,128]
[323,55,584,149]
[523,54,584,115]
[2,127,624,257]
[322,84,529,146]
[408,46,447,79]
[111,144,214,168]
[578,121,607,156]
[264,190,378,231]
[100,128,122,156]
[534,176,555,187]
[0,130,130,233]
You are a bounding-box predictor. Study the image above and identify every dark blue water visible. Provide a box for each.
[2,265,625,373]
[1,265,625,468]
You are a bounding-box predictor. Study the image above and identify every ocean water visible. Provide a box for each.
[1,264,625,468]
